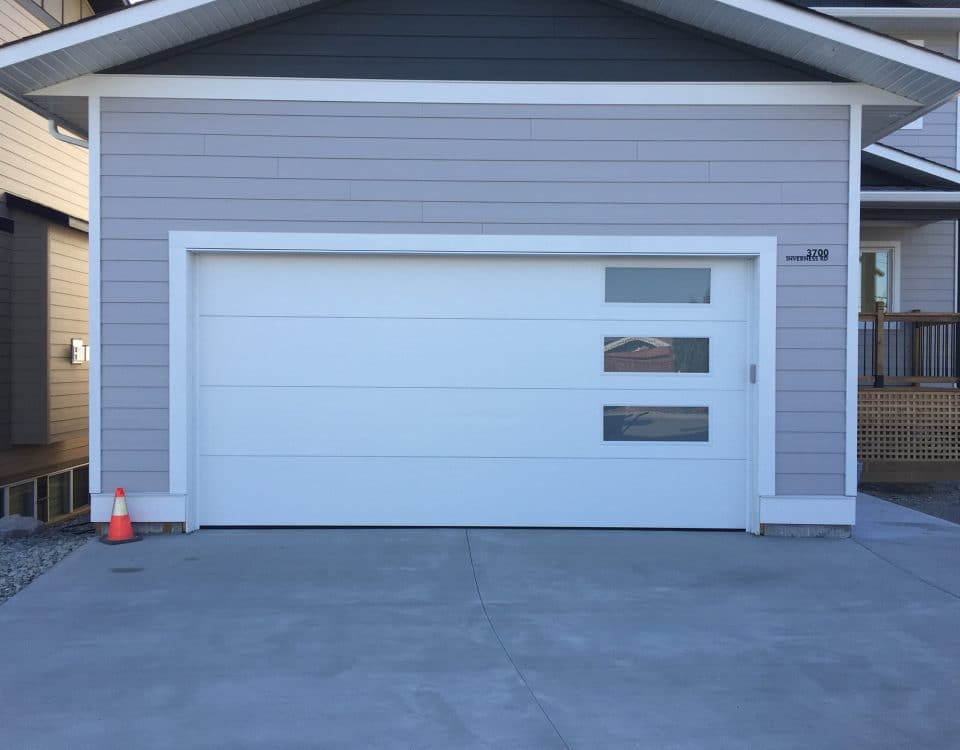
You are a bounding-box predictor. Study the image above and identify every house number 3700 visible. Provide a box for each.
[806,248,830,260]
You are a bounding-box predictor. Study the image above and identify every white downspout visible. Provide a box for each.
[47,119,88,149]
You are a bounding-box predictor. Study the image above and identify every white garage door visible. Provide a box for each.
[196,254,751,528]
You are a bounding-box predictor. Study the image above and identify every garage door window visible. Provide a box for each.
[603,406,709,442]
[605,268,711,304]
[604,337,709,373]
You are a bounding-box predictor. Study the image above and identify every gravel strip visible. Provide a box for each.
[0,513,95,605]
[860,482,960,525]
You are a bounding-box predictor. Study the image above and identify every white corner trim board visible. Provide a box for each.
[846,104,862,500]
[34,76,916,106]
[167,231,778,533]
[88,95,101,496]
[91,493,187,524]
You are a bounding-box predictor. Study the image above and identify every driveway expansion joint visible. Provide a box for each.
[853,538,960,601]
[464,529,572,750]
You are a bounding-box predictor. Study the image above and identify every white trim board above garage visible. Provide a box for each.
[2,0,960,141]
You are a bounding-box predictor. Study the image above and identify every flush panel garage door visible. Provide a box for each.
[196,254,751,528]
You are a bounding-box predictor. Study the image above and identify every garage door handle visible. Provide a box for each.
[749,364,757,384]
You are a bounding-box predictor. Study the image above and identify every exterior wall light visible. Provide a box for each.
[71,338,90,364]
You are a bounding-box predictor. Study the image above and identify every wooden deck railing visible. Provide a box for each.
[858,302,960,387]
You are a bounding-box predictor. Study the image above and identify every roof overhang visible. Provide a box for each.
[863,190,960,206]
[3,193,89,233]
[624,0,960,142]
[861,143,960,220]
[864,143,960,189]
[860,194,960,221]
[1,0,960,142]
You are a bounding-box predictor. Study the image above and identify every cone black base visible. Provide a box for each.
[100,535,142,545]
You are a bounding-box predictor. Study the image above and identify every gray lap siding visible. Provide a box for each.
[98,99,850,497]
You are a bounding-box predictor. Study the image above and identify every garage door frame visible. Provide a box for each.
[168,232,777,532]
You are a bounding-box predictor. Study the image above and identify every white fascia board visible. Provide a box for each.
[32,75,917,106]
[864,143,960,187]
[861,191,960,204]
[0,0,218,67]
[626,0,960,84]
[816,8,960,22]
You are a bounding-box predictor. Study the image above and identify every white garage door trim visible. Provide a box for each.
[168,232,777,533]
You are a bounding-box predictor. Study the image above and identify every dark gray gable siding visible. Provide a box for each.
[114,0,837,82]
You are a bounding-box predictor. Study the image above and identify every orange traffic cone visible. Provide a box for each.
[100,488,142,545]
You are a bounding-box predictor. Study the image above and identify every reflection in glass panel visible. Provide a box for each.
[48,472,71,520]
[604,337,709,373]
[860,251,890,313]
[603,406,709,442]
[8,482,35,518]
[605,268,711,304]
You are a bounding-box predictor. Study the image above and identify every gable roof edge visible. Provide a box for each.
[864,144,960,189]
[1,0,959,142]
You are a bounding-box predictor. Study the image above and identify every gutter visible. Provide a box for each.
[48,119,88,148]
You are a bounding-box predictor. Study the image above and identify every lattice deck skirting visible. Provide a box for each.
[858,389,960,462]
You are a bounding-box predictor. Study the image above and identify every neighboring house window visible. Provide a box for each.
[860,246,898,313]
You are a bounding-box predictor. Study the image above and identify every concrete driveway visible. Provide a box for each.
[1,495,958,750]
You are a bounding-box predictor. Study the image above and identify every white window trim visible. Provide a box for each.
[860,241,902,313]
[159,231,778,534]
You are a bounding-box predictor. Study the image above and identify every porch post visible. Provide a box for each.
[874,301,886,388]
